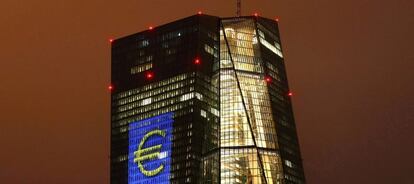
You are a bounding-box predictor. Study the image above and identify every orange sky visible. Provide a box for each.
[0,0,413,183]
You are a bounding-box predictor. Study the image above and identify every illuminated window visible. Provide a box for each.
[195,92,203,100]
[138,39,149,48]
[210,107,219,116]
[131,62,153,74]
[180,93,194,101]
[204,44,218,57]
[141,98,152,105]
[285,160,293,168]
[201,109,207,118]
[257,30,283,58]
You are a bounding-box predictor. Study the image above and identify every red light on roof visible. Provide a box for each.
[254,12,259,17]
[275,17,280,22]
[109,38,114,43]
[194,58,201,65]
[149,26,153,30]
[288,92,293,96]
[197,11,202,15]
[108,85,113,91]
[265,76,272,83]
[146,72,154,79]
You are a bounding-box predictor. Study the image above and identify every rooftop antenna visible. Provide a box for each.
[237,0,241,16]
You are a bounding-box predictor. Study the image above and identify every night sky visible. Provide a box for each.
[1,0,413,183]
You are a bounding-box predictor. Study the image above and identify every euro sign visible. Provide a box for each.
[134,129,166,177]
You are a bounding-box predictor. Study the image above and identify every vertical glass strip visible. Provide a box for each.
[219,18,284,184]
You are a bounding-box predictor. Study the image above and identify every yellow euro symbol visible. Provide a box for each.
[134,129,166,177]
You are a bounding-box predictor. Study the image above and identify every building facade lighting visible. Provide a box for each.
[110,14,306,184]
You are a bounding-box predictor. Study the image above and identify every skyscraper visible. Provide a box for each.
[111,14,305,184]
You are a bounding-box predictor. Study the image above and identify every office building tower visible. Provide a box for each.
[111,14,305,184]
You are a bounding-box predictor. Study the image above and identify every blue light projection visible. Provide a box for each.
[128,112,173,184]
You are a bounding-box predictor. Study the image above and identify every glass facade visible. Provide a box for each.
[219,18,283,184]
[111,15,305,184]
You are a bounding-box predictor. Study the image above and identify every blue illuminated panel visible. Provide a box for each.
[128,112,173,184]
